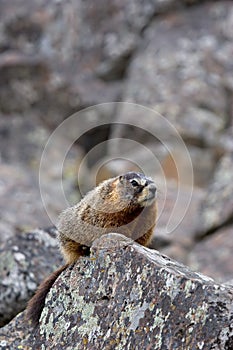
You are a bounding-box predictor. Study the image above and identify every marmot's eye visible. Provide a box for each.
[130,179,139,187]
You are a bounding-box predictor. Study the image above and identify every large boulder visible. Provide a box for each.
[1,0,201,123]
[1,233,232,349]
[189,225,233,283]
[196,152,233,237]
[117,1,233,147]
[0,228,62,327]
[110,1,233,189]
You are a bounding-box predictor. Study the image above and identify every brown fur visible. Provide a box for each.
[26,245,90,327]
[26,172,157,326]
[59,236,90,264]
[26,264,68,327]
[57,173,157,248]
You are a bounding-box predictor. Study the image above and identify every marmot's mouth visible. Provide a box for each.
[140,192,156,206]
[147,194,156,201]
[146,185,157,201]
[146,194,156,202]
[137,183,157,206]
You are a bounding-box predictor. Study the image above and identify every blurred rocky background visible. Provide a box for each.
[0,0,233,327]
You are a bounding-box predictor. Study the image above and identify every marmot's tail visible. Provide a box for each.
[26,264,68,327]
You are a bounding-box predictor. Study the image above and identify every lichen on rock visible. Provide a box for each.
[1,233,232,350]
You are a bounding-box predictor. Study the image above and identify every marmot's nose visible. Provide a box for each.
[149,184,157,195]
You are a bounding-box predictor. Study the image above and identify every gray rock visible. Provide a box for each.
[124,1,232,127]
[0,0,183,123]
[0,52,48,114]
[0,162,74,242]
[112,1,233,180]
[151,180,204,264]
[197,152,233,236]
[0,228,62,326]
[0,1,219,125]
[0,163,52,242]
[189,226,233,283]
[0,133,83,238]
[1,233,232,349]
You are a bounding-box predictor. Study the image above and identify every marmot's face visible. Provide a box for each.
[118,172,157,207]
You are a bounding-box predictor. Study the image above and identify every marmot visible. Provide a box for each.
[27,172,157,326]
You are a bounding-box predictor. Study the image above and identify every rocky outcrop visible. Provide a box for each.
[196,152,233,236]
[0,228,62,327]
[118,2,232,144]
[0,0,233,246]
[0,0,207,119]
[1,1,233,344]
[111,1,233,186]
[0,164,58,243]
[1,233,232,349]
[187,152,233,284]
[189,226,233,283]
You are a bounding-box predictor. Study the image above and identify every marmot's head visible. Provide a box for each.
[114,172,157,207]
